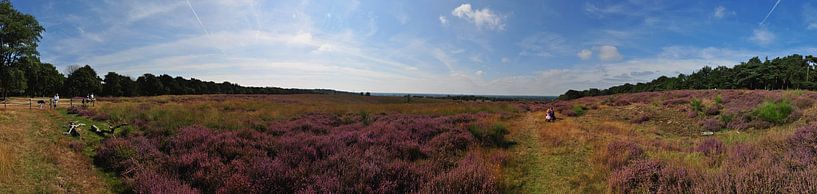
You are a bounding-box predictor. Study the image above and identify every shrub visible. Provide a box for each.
[571,105,587,117]
[603,140,645,171]
[719,114,733,126]
[690,98,703,112]
[631,114,650,124]
[608,160,693,193]
[467,123,510,147]
[701,119,722,131]
[714,95,723,105]
[754,100,794,124]
[705,106,720,116]
[696,138,724,157]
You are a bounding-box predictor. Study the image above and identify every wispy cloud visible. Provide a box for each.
[185,0,209,36]
[451,4,505,31]
[750,27,775,45]
[438,16,448,25]
[518,32,567,57]
[759,0,781,26]
[712,6,734,19]
[804,3,817,30]
[577,49,592,60]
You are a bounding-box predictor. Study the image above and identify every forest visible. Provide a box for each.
[560,54,817,100]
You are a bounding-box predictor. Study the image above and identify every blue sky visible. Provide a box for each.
[12,0,817,95]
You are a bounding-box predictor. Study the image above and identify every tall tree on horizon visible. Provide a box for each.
[64,65,102,97]
[0,0,45,99]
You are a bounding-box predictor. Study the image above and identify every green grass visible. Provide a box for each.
[690,98,703,112]
[572,105,587,116]
[754,100,793,124]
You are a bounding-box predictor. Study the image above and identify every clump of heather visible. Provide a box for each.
[696,138,724,157]
[603,140,645,171]
[700,119,722,131]
[95,113,504,193]
[608,160,693,193]
[631,114,650,124]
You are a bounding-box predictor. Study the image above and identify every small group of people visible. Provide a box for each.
[82,94,95,107]
[545,107,556,122]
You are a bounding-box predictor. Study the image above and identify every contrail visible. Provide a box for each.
[759,0,781,26]
[185,0,210,36]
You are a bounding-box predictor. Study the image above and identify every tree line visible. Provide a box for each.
[560,54,817,100]
[0,1,342,99]
[5,61,345,98]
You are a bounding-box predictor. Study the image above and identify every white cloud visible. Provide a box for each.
[439,16,448,25]
[713,6,727,19]
[750,28,775,45]
[804,4,817,30]
[501,57,510,64]
[451,4,505,30]
[475,70,484,76]
[577,49,592,60]
[597,45,622,61]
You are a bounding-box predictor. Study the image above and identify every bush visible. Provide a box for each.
[603,140,645,171]
[754,100,794,124]
[690,98,703,112]
[696,138,724,157]
[608,160,693,193]
[468,123,510,147]
[631,114,650,124]
[570,105,587,117]
[701,119,722,131]
[714,95,723,105]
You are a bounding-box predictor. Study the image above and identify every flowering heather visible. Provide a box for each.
[696,138,724,157]
[608,160,693,193]
[700,119,722,131]
[603,140,645,171]
[95,113,503,193]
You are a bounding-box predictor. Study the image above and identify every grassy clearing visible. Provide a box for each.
[0,105,112,193]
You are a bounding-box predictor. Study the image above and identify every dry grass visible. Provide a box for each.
[0,104,111,193]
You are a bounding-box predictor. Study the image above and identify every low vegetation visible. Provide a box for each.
[66,94,516,193]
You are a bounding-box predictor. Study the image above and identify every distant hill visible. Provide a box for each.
[559,54,817,100]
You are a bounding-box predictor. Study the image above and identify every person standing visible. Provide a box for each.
[53,94,59,108]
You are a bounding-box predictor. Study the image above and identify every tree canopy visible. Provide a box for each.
[0,0,44,98]
[559,54,817,100]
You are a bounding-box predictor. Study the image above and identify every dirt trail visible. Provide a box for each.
[0,107,111,193]
[504,111,601,193]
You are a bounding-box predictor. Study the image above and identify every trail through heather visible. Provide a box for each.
[0,106,110,193]
[505,112,589,193]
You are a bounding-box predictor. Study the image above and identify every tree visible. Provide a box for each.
[0,0,45,99]
[102,72,124,97]
[137,74,164,96]
[23,57,63,97]
[64,65,102,97]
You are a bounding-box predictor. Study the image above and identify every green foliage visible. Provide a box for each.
[468,123,510,147]
[572,105,587,116]
[64,65,102,97]
[714,95,723,105]
[720,114,733,125]
[754,101,794,124]
[0,0,44,97]
[559,54,817,99]
[690,98,703,112]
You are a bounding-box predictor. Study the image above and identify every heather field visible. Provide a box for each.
[4,90,817,193]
